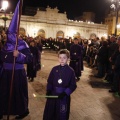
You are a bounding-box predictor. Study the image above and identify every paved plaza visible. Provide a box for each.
[5,51,120,120]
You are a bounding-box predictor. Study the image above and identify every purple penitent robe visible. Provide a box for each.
[69,44,82,78]
[43,64,77,120]
[0,39,32,115]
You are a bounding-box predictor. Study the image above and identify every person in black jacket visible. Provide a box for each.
[36,38,42,70]
[69,38,82,80]
[94,41,109,78]
[27,40,39,82]
[109,37,120,94]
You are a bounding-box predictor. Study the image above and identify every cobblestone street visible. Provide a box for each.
[5,51,120,120]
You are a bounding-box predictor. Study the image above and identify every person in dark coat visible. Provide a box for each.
[111,53,120,95]
[105,36,119,84]
[43,49,77,120]
[69,38,82,80]
[0,55,2,78]
[36,38,43,70]
[109,37,120,94]
[108,36,118,58]
[94,41,109,78]
[66,39,73,51]
[27,40,39,82]
[59,39,66,50]
[79,39,84,71]
[0,1,32,119]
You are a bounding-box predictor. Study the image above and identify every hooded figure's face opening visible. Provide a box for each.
[7,32,17,44]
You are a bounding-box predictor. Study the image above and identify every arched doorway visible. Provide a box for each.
[56,31,64,38]
[74,32,80,38]
[38,29,45,38]
[90,33,96,39]
[19,28,26,36]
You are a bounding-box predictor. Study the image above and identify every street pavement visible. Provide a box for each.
[5,50,120,120]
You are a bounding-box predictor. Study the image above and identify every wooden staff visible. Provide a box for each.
[7,0,23,120]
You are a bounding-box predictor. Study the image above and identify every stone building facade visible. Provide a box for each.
[105,10,120,35]
[0,6,108,39]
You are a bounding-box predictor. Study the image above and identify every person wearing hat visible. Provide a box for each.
[69,38,82,80]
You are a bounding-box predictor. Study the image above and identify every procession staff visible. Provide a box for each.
[0,0,32,119]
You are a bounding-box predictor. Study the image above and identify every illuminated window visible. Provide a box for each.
[56,31,64,38]
[38,29,45,38]
[19,28,26,36]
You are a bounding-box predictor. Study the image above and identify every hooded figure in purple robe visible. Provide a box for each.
[69,38,82,80]
[0,0,32,119]
[43,49,77,120]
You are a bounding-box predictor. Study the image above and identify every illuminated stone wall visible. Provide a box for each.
[0,6,108,39]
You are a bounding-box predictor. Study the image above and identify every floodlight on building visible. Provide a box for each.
[33,28,37,37]
[110,4,116,9]
[88,21,90,24]
[103,33,107,38]
[91,22,94,24]
[72,31,76,35]
[79,21,83,23]
[117,24,120,28]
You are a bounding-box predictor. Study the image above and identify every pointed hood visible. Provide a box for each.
[6,0,20,45]
[7,0,20,35]
[3,0,29,52]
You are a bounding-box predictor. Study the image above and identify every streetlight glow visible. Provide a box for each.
[110,4,116,10]
[110,0,120,36]
[1,0,9,31]
[2,0,8,10]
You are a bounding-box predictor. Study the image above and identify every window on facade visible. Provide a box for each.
[38,29,45,38]
[19,28,26,36]
[74,32,80,38]
[56,31,64,38]
[90,33,96,39]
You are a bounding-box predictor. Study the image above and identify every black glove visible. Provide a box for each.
[58,92,67,99]
[46,91,51,96]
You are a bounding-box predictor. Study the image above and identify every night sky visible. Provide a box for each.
[2,0,111,23]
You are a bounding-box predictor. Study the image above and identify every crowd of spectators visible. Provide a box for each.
[83,36,120,97]
[0,29,120,97]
